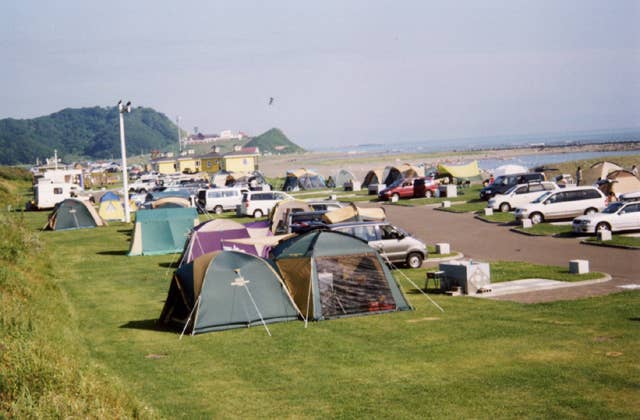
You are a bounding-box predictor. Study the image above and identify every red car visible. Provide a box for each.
[378,177,439,201]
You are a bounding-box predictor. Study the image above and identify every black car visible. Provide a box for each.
[479,172,544,200]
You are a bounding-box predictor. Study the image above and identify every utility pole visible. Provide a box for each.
[118,100,132,223]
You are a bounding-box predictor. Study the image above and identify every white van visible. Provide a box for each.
[237,191,293,218]
[197,187,246,214]
[487,181,559,212]
[515,186,607,224]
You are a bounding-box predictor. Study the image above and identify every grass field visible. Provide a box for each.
[2,206,639,418]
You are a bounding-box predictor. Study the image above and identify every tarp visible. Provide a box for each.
[584,161,623,186]
[47,198,104,230]
[321,203,386,224]
[269,199,313,233]
[128,207,199,256]
[271,230,411,321]
[159,251,301,334]
[437,161,481,180]
[179,219,271,265]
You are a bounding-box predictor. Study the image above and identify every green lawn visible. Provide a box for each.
[2,209,639,418]
[435,200,487,213]
[475,211,516,224]
[583,234,640,249]
[512,222,575,237]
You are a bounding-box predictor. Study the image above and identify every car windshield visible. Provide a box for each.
[602,202,625,214]
[532,191,552,203]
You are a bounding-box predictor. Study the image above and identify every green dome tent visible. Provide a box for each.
[128,208,199,256]
[47,198,105,231]
[160,250,301,335]
[270,230,411,322]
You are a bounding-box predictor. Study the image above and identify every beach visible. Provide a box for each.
[258,141,640,178]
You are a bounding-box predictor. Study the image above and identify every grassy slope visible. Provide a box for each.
[24,210,639,418]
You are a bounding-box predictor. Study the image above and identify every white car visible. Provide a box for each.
[572,200,640,234]
[514,186,607,224]
[237,191,293,218]
[487,181,559,212]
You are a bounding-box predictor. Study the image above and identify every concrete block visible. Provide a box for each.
[441,201,451,208]
[569,259,589,274]
[521,219,532,229]
[391,194,399,203]
[330,194,337,201]
[436,243,450,254]
[597,230,612,241]
[484,207,493,216]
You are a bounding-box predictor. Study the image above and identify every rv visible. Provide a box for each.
[30,181,82,210]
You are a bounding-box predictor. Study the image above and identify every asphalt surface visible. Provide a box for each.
[383,203,640,303]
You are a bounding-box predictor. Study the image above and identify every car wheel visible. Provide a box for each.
[406,252,423,269]
[584,207,597,216]
[530,212,543,225]
[424,190,432,198]
[253,209,263,218]
[595,222,611,233]
[499,202,511,212]
[214,205,223,215]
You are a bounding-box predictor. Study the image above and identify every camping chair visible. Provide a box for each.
[425,270,445,291]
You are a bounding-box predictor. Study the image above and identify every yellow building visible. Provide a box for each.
[223,147,260,173]
[177,156,200,174]
[152,157,177,174]
[199,151,224,173]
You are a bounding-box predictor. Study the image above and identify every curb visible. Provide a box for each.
[426,252,465,263]
[509,227,547,237]
[471,273,612,299]
[579,239,640,250]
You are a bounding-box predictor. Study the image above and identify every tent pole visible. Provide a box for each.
[179,295,201,340]
[242,281,272,337]
[379,251,444,313]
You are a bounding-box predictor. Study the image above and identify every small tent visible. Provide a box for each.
[98,193,125,221]
[179,219,271,265]
[151,196,192,209]
[47,198,104,231]
[335,169,359,190]
[599,170,640,196]
[271,230,411,321]
[584,161,623,186]
[128,207,199,256]
[398,163,423,179]
[362,168,385,188]
[437,161,482,182]
[159,250,301,334]
[321,203,386,224]
[382,166,402,186]
[283,169,326,191]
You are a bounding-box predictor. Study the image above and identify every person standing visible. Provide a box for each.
[576,166,583,186]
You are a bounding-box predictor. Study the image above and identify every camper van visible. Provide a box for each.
[30,181,81,210]
[197,187,247,214]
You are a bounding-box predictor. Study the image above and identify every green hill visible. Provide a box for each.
[0,106,180,165]
[244,128,305,154]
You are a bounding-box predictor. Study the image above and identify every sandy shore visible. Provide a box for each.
[258,141,640,178]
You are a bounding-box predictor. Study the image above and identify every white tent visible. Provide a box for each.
[492,164,528,177]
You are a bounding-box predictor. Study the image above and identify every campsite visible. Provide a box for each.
[2,154,639,418]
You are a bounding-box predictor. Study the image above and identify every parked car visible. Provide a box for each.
[197,187,247,214]
[328,221,427,268]
[487,181,559,212]
[572,199,640,234]
[237,191,293,218]
[378,177,438,201]
[514,186,607,224]
[479,172,545,200]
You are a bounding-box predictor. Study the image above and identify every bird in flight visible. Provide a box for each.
[268,97,274,106]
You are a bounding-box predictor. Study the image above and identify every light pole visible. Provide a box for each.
[176,115,182,153]
[118,100,132,223]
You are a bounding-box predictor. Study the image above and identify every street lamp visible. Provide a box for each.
[118,100,132,223]
[176,115,182,153]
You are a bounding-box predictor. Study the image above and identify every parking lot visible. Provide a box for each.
[383,203,640,303]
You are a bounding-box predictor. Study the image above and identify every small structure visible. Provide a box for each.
[159,251,301,335]
[439,260,491,294]
[47,198,105,231]
[283,169,326,191]
[128,208,199,256]
[569,259,589,274]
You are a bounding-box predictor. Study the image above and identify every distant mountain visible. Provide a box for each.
[244,128,305,154]
[0,106,180,165]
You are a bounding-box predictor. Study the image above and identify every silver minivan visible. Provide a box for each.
[197,187,246,214]
[329,221,427,268]
[515,186,607,224]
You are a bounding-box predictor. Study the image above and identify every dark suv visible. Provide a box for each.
[479,172,544,200]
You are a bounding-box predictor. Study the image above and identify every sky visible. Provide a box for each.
[1,1,639,149]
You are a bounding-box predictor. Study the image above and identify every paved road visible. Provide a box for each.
[383,203,640,303]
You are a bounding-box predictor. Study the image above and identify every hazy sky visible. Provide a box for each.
[1,1,639,148]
